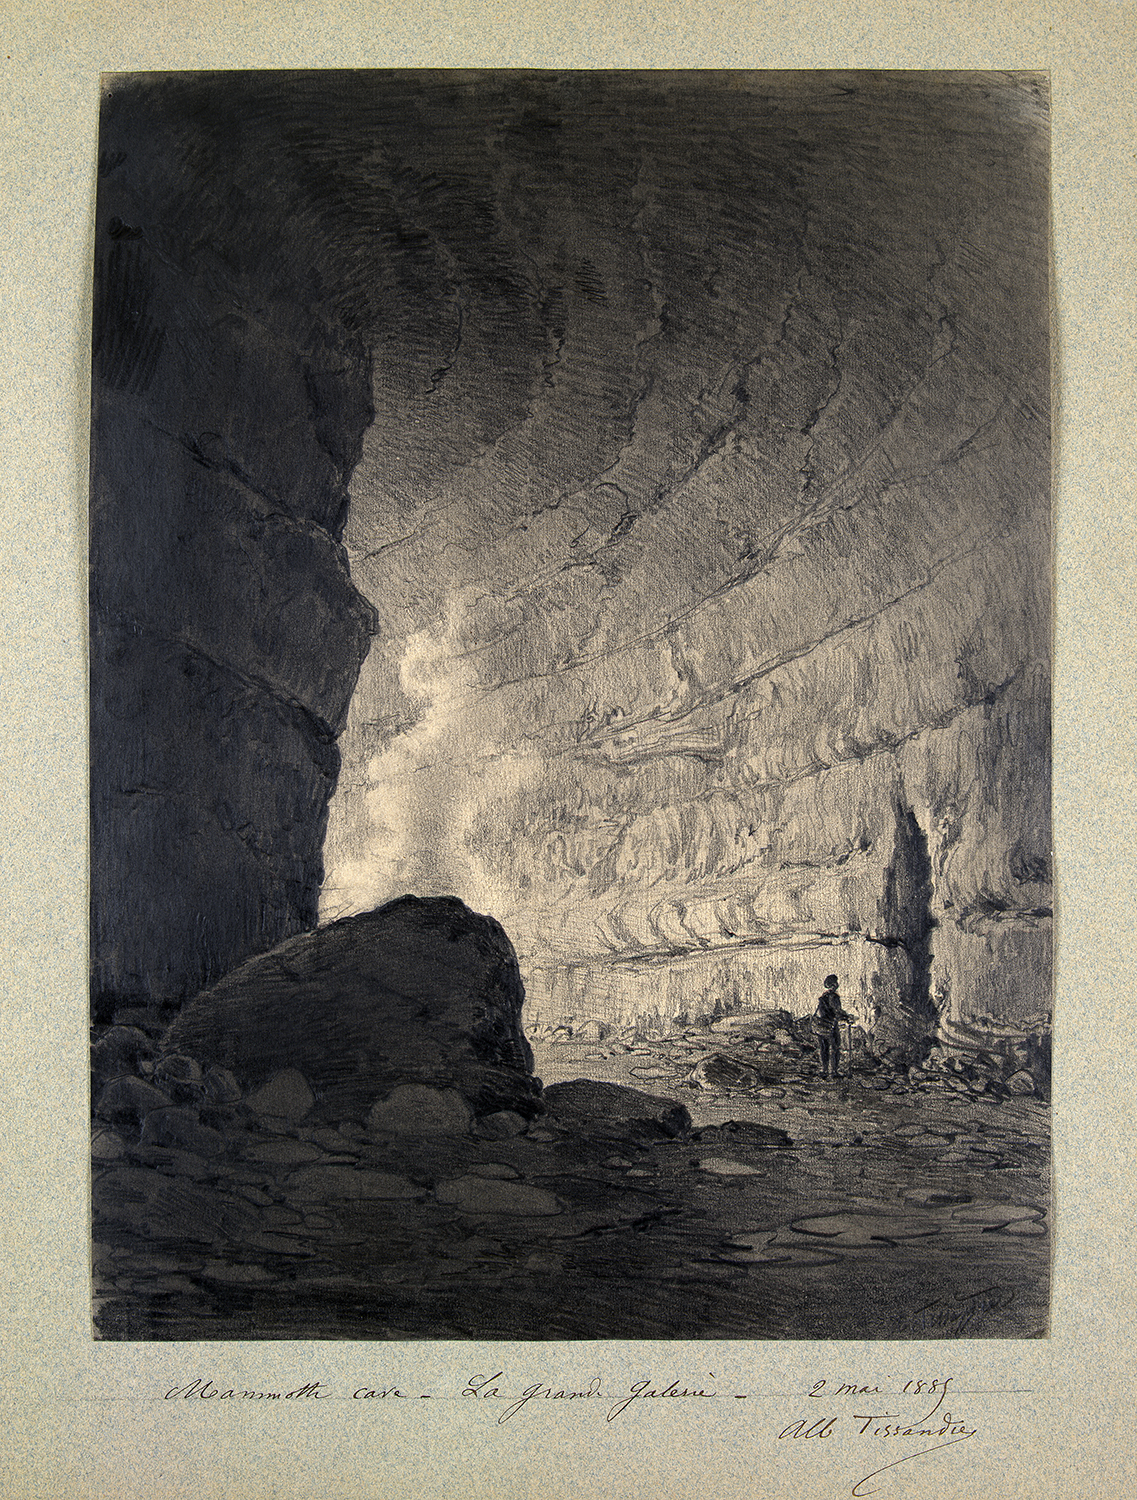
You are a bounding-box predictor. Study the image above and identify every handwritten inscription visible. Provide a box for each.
[165,1380,328,1401]
[783,1375,978,1494]
[465,1371,606,1422]
[160,1369,986,1491]
[462,1371,716,1423]
[808,1375,955,1420]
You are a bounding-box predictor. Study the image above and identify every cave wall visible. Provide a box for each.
[311,73,1052,1058]
[517,673,1052,1050]
[89,74,1051,1062]
[90,79,377,1015]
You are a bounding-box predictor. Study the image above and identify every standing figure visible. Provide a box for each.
[812,974,853,1080]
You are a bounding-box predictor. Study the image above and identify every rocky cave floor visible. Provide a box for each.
[91,1015,1050,1341]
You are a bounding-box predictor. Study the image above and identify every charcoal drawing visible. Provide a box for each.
[89,70,1051,1341]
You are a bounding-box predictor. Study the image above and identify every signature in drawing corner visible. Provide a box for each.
[907,1284,1016,1336]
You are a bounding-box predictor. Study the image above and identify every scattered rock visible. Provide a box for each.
[91,1128,127,1161]
[691,1120,792,1148]
[247,1069,315,1122]
[366,1084,473,1137]
[139,1107,226,1157]
[1004,1070,1036,1095]
[689,1053,762,1091]
[244,1139,327,1165]
[574,1019,609,1042]
[202,1065,243,1106]
[435,1176,562,1216]
[475,1110,528,1139]
[284,1166,421,1201]
[91,1026,156,1082]
[696,1158,763,1176]
[94,1076,174,1126]
[94,975,1050,1342]
[542,1080,691,1140]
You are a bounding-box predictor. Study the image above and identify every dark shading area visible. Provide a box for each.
[92,957,1049,1340]
[871,803,938,1056]
[89,70,1051,1340]
[164,895,540,1122]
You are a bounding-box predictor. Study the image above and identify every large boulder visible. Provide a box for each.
[162,895,540,1124]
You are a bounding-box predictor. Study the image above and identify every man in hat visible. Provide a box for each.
[812,974,853,1080]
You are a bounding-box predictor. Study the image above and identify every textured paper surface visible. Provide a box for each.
[2,3,1135,1497]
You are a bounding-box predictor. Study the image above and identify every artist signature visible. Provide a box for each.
[907,1284,1015,1335]
[780,1375,979,1494]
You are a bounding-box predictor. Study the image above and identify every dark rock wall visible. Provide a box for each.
[90,79,377,1014]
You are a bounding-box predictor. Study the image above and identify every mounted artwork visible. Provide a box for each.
[89,70,1052,1341]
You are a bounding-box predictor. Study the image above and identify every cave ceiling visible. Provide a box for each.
[105,70,1050,984]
